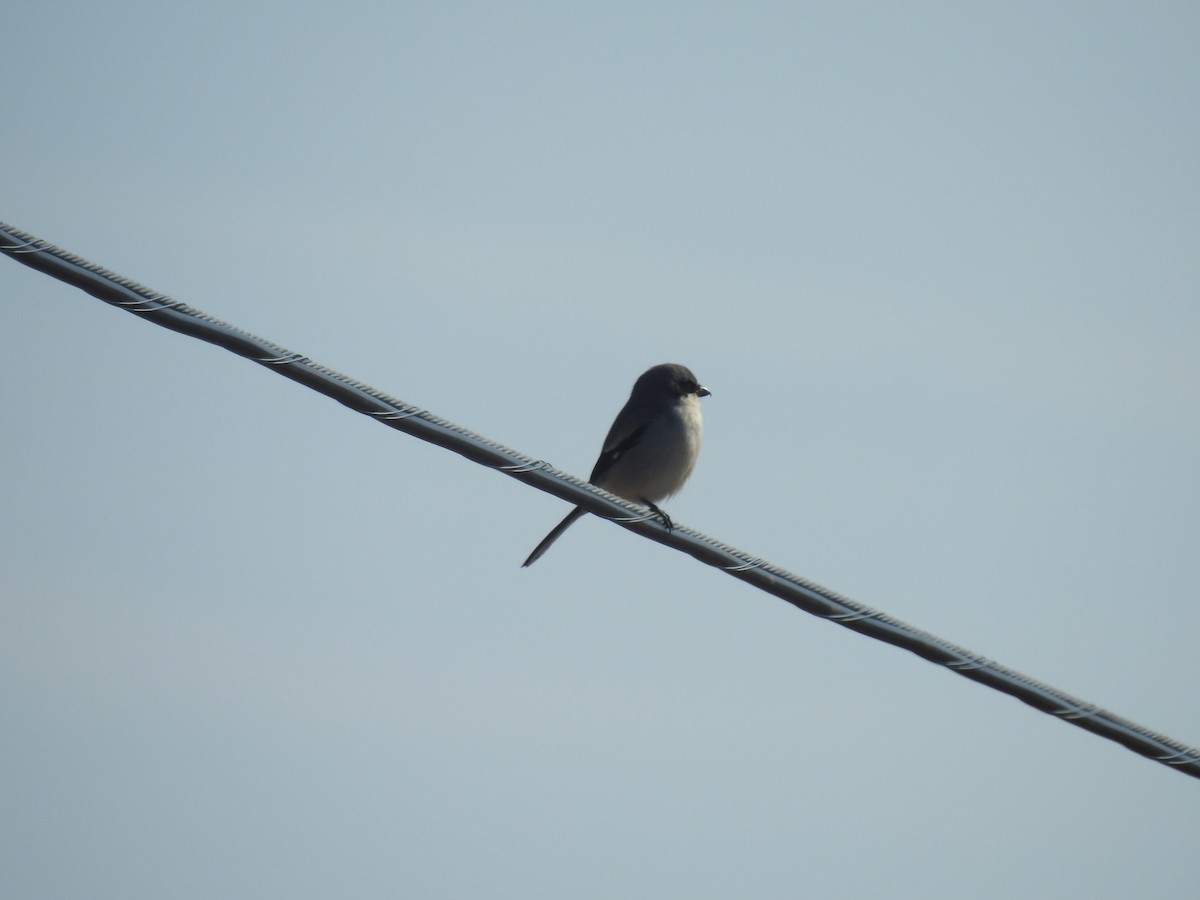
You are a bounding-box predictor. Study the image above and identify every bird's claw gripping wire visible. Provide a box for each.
[643,500,674,531]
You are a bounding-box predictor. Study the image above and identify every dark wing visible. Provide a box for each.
[588,422,646,486]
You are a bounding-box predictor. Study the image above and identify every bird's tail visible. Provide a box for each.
[521,507,587,567]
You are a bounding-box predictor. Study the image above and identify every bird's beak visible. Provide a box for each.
[696,386,712,398]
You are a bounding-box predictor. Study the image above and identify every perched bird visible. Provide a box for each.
[522,363,710,567]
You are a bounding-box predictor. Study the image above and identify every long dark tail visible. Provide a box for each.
[521,507,587,567]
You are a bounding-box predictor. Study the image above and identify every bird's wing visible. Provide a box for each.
[588,421,647,486]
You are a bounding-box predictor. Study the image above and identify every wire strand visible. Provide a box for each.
[4,220,1198,781]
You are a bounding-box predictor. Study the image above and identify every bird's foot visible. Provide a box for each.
[643,500,673,531]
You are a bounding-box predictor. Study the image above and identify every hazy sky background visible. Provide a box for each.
[3,3,1198,897]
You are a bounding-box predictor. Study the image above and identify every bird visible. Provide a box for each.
[522,363,710,567]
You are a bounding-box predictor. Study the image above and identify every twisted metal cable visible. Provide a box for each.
[4,220,1198,781]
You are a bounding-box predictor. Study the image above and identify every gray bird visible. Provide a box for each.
[522,363,710,567]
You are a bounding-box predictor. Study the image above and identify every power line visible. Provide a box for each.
[3,220,1198,782]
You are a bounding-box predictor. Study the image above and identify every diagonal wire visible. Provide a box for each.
[3,219,1198,782]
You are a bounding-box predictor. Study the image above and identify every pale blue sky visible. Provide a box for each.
[3,3,1199,898]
